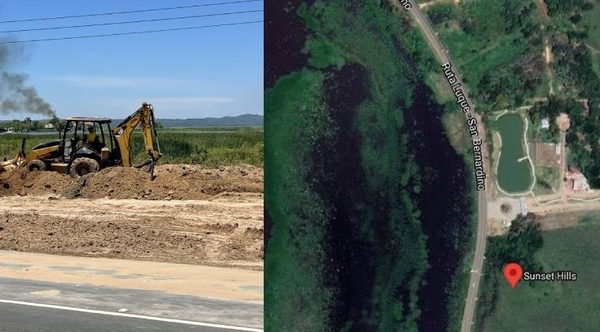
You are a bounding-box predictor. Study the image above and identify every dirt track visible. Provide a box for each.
[0,165,263,270]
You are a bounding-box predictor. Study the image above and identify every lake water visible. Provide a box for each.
[406,84,473,332]
[496,113,534,193]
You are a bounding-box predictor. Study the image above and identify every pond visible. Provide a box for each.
[496,113,534,194]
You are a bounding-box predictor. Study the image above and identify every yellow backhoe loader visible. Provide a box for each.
[0,102,162,179]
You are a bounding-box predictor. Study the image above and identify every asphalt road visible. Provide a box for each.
[400,2,490,331]
[0,302,252,332]
[0,277,262,332]
[464,190,488,332]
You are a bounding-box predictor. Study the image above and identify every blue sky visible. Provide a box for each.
[0,0,263,120]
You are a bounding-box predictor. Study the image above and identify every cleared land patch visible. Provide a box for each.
[0,165,264,270]
[532,142,560,168]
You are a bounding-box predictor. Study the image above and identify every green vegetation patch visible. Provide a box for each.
[426,2,456,25]
[430,0,544,109]
[0,134,57,159]
[298,1,429,330]
[527,97,600,187]
[266,1,477,331]
[440,107,479,332]
[579,2,600,76]
[265,0,447,330]
[0,130,262,168]
[542,2,600,188]
[527,109,560,144]
[264,70,336,331]
[533,166,560,195]
[476,215,544,330]
[481,222,600,332]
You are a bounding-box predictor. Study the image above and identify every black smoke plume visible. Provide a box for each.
[0,42,56,117]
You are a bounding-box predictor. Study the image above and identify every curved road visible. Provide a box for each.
[396,2,490,331]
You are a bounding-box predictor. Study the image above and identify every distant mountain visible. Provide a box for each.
[1,114,263,128]
[111,114,263,128]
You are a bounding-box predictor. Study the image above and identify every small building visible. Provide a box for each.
[567,167,592,193]
[573,178,590,193]
[541,118,550,129]
[44,123,54,129]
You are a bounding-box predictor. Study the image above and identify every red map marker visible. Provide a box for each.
[503,262,523,289]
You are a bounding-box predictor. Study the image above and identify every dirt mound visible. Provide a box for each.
[0,195,264,268]
[0,168,75,197]
[0,164,263,200]
[0,213,263,266]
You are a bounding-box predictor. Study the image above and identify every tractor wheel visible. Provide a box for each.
[26,159,47,172]
[70,157,99,178]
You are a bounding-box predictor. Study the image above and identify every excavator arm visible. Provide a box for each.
[112,102,162,178]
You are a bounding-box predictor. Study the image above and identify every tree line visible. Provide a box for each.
[0,116,61,132]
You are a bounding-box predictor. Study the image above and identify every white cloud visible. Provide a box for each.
[52,76,198,88]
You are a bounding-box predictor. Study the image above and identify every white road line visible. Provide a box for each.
[0,299,263,332]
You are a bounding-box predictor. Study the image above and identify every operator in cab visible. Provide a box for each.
[86,125,97,143]
[86,124,101,150]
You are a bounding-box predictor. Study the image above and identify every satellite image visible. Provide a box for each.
[265,0,600,331]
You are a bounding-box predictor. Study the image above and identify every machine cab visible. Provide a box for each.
[61,117,114,163]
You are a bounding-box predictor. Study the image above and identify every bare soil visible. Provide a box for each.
[0,165,263,270]
[0,251,263,303]
[0,164,263,200]
[556,113,570,131]
[534,142,560,168]
[536,0,550,23]
[535,210,581,230]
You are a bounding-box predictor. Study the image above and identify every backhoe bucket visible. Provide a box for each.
[0,158,18,173]
[0,139,27,173]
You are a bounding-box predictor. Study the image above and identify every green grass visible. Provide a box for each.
[576,212,600,226]
[442,107,475,155]
[432,0,544,109]
[581,3,600,50]
[533,166,560,195]
[425,72,455,104]
[0,128,262,168]
[481,223,600,332]
[131,131,262,167]
[0,134,57,158]
[457,34,526,83]
[578,3,600,77]
[589,46,600,78]
[578,214,594,225]
[264,70,334,331]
